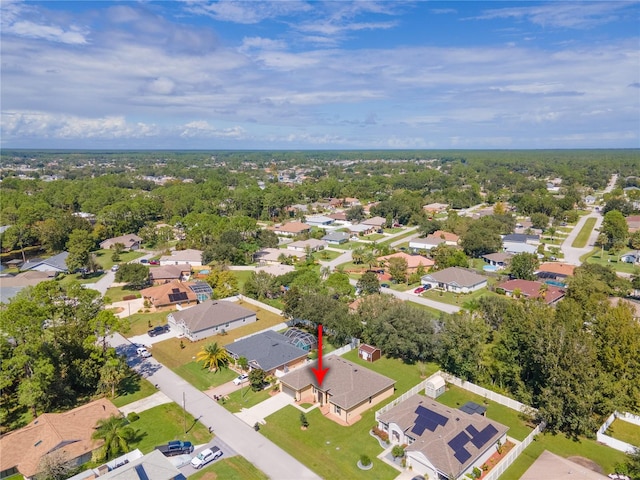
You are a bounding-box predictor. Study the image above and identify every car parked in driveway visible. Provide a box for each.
[380,283,390,288]
[155,440,194,457]
[136,347,151,358]
[233,374,248,385]
[414,287,425,294]
[148,325,170,337]
[150,260,160,265]
[190,447,222,469]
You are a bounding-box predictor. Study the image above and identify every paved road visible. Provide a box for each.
[110,333,321,480]
[85,269,115,296]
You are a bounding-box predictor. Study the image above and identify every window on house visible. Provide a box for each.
[335,405,341,415]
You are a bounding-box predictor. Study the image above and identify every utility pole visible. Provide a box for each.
[183,391,186,434]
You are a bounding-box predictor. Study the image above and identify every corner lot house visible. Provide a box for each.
[159,248,203,267]
[421,267,487,293]
[99,233,143,251]
[168,299,256,341]
[226,330,308,376]
[0,398,120,480]
[280,356,395,425]
[377,395,508,480]
[20,251,69,273]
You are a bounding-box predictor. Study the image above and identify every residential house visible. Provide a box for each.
[226,330,308,376]
[502,233,540,246]
[167,299,256,341]
[186,281,214,303]
[377,252,434,273]
[584,195,597,205]
[287,239,327,253]
[535,262,576,285]
[520,451,610,480]
[377,395,508,480]
[149,264,190,284]
[280,356,395,425]
[328,211,348,222]
[328,198,343,208]
[254,248,306,265]
[362,216,387,229]
[626,215,640,233]
[482,252,512,270]
[255,264,296,276]
[421,267,488,294]
[343,197,361,207]
[140,281,198,308]
[497,279,565,305]
[503,243,538,255]
[347,223,376,236]
[20,251,69,273]
[0,399,120,480]
[271,222,312,237]
[620,253,639,264]
[423,203,449,214]
[432,230,460,246]
[409,231,459,251]
[99,234,143,251]
[358,344,381,362]
[304,215,335,227]
[159,248,203,267]
[609,297,640,320]
[0,270,55,304]
[322,231,350,245]
[69,450,181,480]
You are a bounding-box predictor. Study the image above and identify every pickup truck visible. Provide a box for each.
[154,440,194,457]
[148,325,170,337]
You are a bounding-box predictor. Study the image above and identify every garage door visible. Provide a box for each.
[281,384,297,399]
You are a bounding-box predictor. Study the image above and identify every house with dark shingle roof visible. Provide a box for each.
[378,395,508,480]
[421,267,487,293]
[322,231,350,244]
[20,251,69,273]
[280,356,395,425]
[167,299,256,341]
[226,331,308,375]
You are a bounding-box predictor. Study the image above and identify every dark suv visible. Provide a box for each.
[148,325,170,337]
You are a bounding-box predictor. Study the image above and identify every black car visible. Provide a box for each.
[148,325,170,337]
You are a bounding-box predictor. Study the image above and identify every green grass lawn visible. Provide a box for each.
[221,387,273,413]
[586,250,640,274]
[314,250,342,261]
[123,310,171,336]
[379,229,418,244]
[105,285,142,303]
[384,227,405,234]
[261,406,399,480]
[501,430,629,479]
[363,233,386,241]
[607,418,640,446]
[129,402,212,454]
[57,270,106,286]
[172,363,238,391]
[111,374,157,408]
[420,286,500,306]
[571,217,596,248]
[189,456,268,480]
[436,385,533,441]
[93,249,144,270]
[232,270,254,292]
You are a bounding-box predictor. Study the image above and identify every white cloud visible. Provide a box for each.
[185,0,312,24]
[145,77,177,96]
[180,121,245,138]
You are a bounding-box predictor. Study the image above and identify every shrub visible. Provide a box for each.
[359,454,371,466]
[300,413,309,428]
[371,426,389,442]
[392,445,405,459]
[126,412,139,423]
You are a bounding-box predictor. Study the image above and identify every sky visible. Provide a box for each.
[1,1,639,150]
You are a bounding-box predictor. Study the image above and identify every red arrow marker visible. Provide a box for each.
[311,324,329,386]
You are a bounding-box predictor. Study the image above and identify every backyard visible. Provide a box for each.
[419,285,500,306]
[607,418,640,447]
[586,249,640,274]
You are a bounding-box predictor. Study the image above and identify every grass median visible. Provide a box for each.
[572,217,596,248]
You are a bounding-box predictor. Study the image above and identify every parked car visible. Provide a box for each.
[414,287,425,294]
[191,447,222,469]
[111,264,120,272]
[423,284,432,290]
[148,325,170,337]
[155,440,194,457]
[136,347,151,358]
[150,260,160,265]
[140,259,149,264]
[233,374,249,386]
[380,283,390,288]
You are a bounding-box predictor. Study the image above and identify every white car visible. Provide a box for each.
[190,447,222,469]
[232,374,249,385]
[136,347,151,358]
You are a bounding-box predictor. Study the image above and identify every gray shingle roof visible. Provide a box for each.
[280,356,395,410]
[20,251,69,272]
[226,331,308,372]
[170,300,255,333]
[422,267,487,288]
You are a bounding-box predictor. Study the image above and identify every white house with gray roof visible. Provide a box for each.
[226,331,308,375]
[421,267,487,293]
[20,251,69,273]
[167,300,256,341]
[321,231,350,245]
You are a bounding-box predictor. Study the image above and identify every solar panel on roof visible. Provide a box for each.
[454,449,472,464]
[468,424,499,449]
[168,292,189,302]
[466,425,479,437]
[448,431,470,451]
[415,405,449,431]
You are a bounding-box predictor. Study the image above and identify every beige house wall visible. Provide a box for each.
[329,385,395,423]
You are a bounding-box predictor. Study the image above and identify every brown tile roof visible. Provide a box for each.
[432,230,460,243]
[362,216,386,227]
[149,265,186,281]
[537,262,576,277]
[378,395,508,479]
[169,299,255,333]
[280,356,395,410]
[328,212,347,221]
[272,222,311,234]
[377,252,434,269]
[498,279,565,304]
[0,398,120,478]
[482,252,513,264]
[140,281,198,307]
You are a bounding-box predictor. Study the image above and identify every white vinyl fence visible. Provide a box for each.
[482,424,545,480]
[596,411,640,454]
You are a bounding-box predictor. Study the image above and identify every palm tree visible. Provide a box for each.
[196,342,230,372]
[237,356,249,373]
[92,415,135,461]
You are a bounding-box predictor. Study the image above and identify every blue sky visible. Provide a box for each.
[1,0,639,149]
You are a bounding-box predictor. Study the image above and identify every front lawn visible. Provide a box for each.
[420,286,500,306]
[123,310,172,336]
[129,402,212,454]
[363,233,385,241]
[172,363,237,391]
[586,250,640,274]
[607,418,640,446]
[190,456,268,480]
[111,374,157,408]
[93,249,144,270]
[313,249,342,261]
[105,285,142,303]
[501,430,629,479]
[436,385,533,441]
[261,406,399,480]
[221,387,273,413]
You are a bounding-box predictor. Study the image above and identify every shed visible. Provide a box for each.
[358,344,381,362]
[425,374,446,398]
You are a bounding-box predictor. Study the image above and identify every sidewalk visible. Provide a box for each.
[118,391,172,415]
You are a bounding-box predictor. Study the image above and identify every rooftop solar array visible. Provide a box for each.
[448,432,472,464]
[168,291,189,302]
[467,424,499,449]
[411,405,449,435]
[448,423,499,466]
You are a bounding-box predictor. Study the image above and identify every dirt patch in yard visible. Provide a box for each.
[567,456,605,474]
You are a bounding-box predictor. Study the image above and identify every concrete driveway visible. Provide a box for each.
[235,392,295,426]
